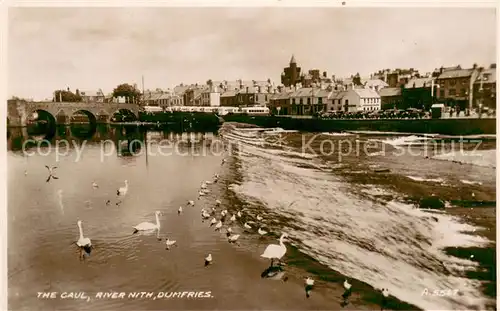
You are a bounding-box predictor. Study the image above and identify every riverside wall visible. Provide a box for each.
[222,115,496,135]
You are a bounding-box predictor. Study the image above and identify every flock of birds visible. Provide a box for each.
[28,148,391,309]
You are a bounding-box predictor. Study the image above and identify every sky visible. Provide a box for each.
[7,7,497,100]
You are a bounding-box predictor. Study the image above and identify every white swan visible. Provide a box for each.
[214,221,222,231]
[76,220,92,258]
[165,239,177,250]
[244,222,252,229]
[205,180,212,185]
[226,227,233,237]
[92,181,98,189]
[201,182,207,189]
[228,234,240,243]
[344,279,352,290]
[230,214,236,222]
[260,233,287,266]
[133,211,161,233]
[210,218,217,226]
[215,199,221,206]
[305,277,314,298]
[237,211,242,218]
[178,206,183,214]
[256,215,263,221]
[188,200,195,206]
[198,191,205,197]
[201,211,211,219]
[258,227,267,236]
[382,288,389,297]
[117,180,128,196]
[205,254,212,266]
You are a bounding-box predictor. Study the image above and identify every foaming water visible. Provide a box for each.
[375,135,435,147]
[432,149,496,168]
[222,125,494,310]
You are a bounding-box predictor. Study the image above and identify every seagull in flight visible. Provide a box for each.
[45,166,58,182]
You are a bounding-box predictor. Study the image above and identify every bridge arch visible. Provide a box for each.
[26,109,57,140]
[69,110,97,140]
[111,109,138,122]
[70,109,97,124]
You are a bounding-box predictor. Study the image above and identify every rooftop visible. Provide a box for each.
[437,68,474,79]
[378,87,402,97]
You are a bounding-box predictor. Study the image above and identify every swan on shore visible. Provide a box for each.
[237,211,242,218]
[198,191,205,197]
[117,180,128,196]
[210,218,217,226]
[215,199,221,206]
[230,214,236,222]
[205,180,212,185]
[92,182,98,189]
[244,222,252,230]
[256,215,263,221]
[165,239,177,250]
[205,254,212,266]
[178,206,183,214]
[221,210,228,217]
[201,182,207,189]
[76,220,92,259]
[260,233,287,267]
[226,227,233,237]
[258,227,267,236]
[188,200,195,206]
[133,211,161,233]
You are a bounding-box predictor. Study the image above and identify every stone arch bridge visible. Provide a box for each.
[7,100,141,127]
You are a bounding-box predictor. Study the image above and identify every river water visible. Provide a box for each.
[7,123,496,310]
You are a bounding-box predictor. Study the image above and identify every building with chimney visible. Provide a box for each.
[435,64,479,111]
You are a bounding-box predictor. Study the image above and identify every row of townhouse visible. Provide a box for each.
[376,63,496,111]
[267,87,381,115]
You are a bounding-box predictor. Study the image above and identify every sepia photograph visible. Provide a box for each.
[4,2,498,311]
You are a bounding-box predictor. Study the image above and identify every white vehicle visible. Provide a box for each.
[217,107,240,116]
[239,106,270,115]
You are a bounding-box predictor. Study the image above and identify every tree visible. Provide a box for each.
[206,79,213,87]
[113,83,141,104]
[353,73,362,86]
[53,89,82,102]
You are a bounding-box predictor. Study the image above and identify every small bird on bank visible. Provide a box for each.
[165,239,177,250]
[45,166,58,182]
[205,254,212,266]
[178,206,183,215]
[305,277,314,298]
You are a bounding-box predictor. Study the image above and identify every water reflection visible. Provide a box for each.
[7,124,222,160]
